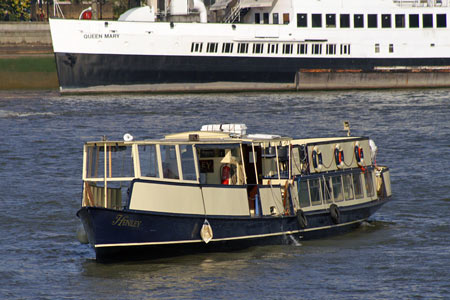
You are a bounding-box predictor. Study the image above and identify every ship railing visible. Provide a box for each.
[393,0,448,7]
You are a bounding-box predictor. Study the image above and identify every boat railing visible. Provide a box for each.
[393,0,448,7]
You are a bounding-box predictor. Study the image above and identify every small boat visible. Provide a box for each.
[77,124,391,261]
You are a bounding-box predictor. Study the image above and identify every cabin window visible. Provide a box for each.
[255,13,260,24]
[326,44,336,55]
[389,44,394,53]
[309,179,322,206]
[409,14,419,28]
[253,43,264,54]
[322,177,333,204]
[222,42,233,53]
[340,14,350,28]
[343,174,354,200]
[312,44,322,55]
[297,43,308,54]
[191,42,203,53]
[161,145,179,179]
[263,13,269,24]
[312,14,322,27]
[206,42,218,53]
[267,43,279,54]
[375,43,380,53]
[283,13,290,24]
[277,146,289,178]
[180,144,196,181]
[282,43,293,54]
[85,144,134,179]
[340,44,350,55]
[326,14,336,28]
[237,43,249,53]
[262,146,278,178]
[437,14,447,28]
[353,173,364,199]
[139,144,159,178]
[382,14,391,28]
[297,13,307,27]
[395,14,405,28]
[273,13,279,24]
[332,176,344,202]
[354,14,364,28]
[364,171,375,198]
[368,14,377,28]
[298,179,311,208]
[423,14,433,28]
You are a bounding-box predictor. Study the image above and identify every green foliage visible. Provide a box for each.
[0,0,31,21]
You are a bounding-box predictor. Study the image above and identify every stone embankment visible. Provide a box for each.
[0,22,57,90]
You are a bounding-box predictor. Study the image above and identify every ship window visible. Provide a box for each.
[180,144,197,181]
[354,14,364,28]
[283,13,290,24]
[85,144,134,179]
[282,43,293,54]
[312,44,322,55]
[206,42,218,53]
[267,43,279,54]
[368,14,377,28]
[382,14,391,28]
[298,179,311,208]
[273,13,279,24]
[343,174,354,200]
[253,43,264,54]
[437,14,447,28]
[297,43,308,54]
[222,42,233,53]
[332,176,344,202]
[340,14,350,28]
[312,14,322,27]
[139,144,160,178]
[191,42,203,53]
[395,14,405,28]
[389,44,394,53]
[375,43,380,53]
[364,171,375,198]
[340,44,350,55]
[309,179,322,206]
[263,13,269,24]
[423,14,433,28]
[255,13,260,24]
[237,43,249,53]
[161,145,179,179]
[353,173,364,199]
[322,177,332,204]
[409,14,419,28]
[297,13,307,27]
[326,44,336,55]
[326,14,336,28]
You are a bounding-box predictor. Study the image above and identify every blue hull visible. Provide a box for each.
[78,198,388,262]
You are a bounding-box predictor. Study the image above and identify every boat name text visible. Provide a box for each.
[112,214,142,228]
[83,33,120,39]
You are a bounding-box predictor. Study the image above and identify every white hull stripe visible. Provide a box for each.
[94,218,366,248]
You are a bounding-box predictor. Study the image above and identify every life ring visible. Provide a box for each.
[330,204,340,224]
[334,144,344,169]
[311,146,323,171]
[296,209,308,229]
[354,142,365,166]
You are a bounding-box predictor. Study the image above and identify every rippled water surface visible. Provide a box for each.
[0,90,449,299]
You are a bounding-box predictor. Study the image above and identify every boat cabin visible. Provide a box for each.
[81,125,391,219]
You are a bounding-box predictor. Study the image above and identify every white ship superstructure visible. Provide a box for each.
[49,0,450,92]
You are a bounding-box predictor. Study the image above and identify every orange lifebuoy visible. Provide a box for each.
[354,142,366,172]
[334,144,344,168]
[221,165,231,185]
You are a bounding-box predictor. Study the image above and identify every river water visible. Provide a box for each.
[0,89,448,299]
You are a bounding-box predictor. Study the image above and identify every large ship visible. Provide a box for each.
[49,0,450,93]
[77,124,391,261]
